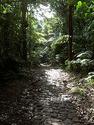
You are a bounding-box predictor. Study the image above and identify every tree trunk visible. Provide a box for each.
[21,0,28,61]
[68,5,73,60]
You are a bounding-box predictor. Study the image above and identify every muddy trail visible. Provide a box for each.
[0,65,93,125]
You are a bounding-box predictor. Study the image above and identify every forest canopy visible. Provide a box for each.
[0,0,94,74]
[0,1,94,124]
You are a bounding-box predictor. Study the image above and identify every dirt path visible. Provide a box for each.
[0,65,92,125]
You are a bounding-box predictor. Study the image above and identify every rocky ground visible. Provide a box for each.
[0,65,94,125]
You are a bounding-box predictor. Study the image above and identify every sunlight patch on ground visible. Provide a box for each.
[44,68,72,102]
[45,69,63,85]
[50,94,72,103]
[46,118,64,125]
[45,68,69,86]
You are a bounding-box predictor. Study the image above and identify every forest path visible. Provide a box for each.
[0,65,90,125]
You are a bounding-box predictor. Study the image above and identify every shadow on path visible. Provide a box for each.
[0,66,87,125]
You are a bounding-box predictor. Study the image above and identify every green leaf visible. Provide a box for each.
[76,1,82,9]
[67,0,74,5]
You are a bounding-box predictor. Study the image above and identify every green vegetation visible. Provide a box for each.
[0,0,94,80]
[0,1,94,123]
[85,73,94,87]
[65,51,94,73]
[69,87,85,96]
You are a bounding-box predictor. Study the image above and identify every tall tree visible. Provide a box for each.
[68,0,73,60]
[21,0,28,61]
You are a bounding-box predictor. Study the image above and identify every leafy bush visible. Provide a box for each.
[85,72,94,87]
[65,59,81,72]
[51,35,69,49]
[30,51,41,67]
[69,87,85,96]
[80,59,91,72]
[65,51,94,73]
[77,51,93,59]
[51,35,69,63]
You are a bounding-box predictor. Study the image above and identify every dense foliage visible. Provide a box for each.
[0,0,94,78]
[0,1,94,124]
